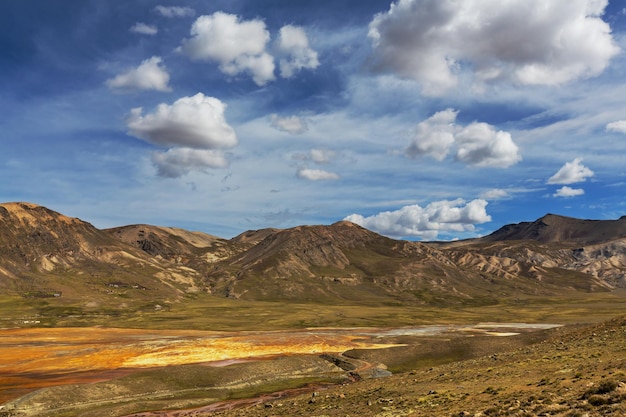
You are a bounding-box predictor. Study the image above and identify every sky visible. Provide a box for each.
[2,0,626,240]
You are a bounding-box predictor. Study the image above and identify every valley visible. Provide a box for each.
[0,322,565,416]
[1,202,626,416]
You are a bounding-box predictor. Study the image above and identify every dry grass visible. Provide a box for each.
[208,316,626,417]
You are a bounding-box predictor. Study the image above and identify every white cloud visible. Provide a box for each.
[481,188,509,200]
[345,199,492,239]
[270,114,308,134]
[180,12,275,86]
[130,23,157,35]
[547,158,594,184]
[106,56,171,92]
[368,0,619,95]
[455,123,521,168]
[179,15,319,85]
[292,149,336,165]
[406,109,521,168]
[154,5,195,18]
[151,148,228,178]
[606,120,626,134]
[309,149,335,164]
[297,168,340,181]
[126,93,238,150]
[553,186,585,198]
[406,109,457,161]
[276,25,319,78]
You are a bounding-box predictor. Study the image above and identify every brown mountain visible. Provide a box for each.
[442,214,626,289]
[480,213,626,244]
[0,203,203,305]
[107,224,225,261]
[197,218,618,303]
[1,202,625,310]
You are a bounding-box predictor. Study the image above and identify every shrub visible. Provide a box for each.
[587,395,610,406]
[582,378,618,399]
[595,379,618,394]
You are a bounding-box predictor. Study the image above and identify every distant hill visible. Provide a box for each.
[480,213,626,244]
[1,202,625,309]
[107,224,225,260]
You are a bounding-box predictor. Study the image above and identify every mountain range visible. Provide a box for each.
[1,202,625,309]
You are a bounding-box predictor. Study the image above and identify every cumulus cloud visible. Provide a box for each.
[553,186,585,198]
[154,5,195,18]
[270,114,308,134]
[179,14,319,85]
[345,199,491,240]
[406,109,521,168]
[297,168,340,181]
[152,148,228,178]
[126,93,237,177]
[275,25,319,78]
[368,0,619,95]
[126,93,237,150]
[547,158,594,184]
[406,109,457,161]
[606,120,626,134]
[179,12,275,86]
[454,123,521,168]
[130,23,157,35]
[106,56,171,92]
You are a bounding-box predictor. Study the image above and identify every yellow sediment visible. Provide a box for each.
[0,327,397,375]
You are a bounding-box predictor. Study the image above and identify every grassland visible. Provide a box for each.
[2,289,626,331]
[2,291,626,417]
[207,315,626,417]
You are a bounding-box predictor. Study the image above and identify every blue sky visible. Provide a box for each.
[2,0,626,240]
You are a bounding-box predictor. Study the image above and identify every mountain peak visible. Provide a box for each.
[483,213,626,244]
[0,202,82,226]
[330,220,360,227]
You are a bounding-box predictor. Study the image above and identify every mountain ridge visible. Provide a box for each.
[480,212,626,244]
[1,202,625,308]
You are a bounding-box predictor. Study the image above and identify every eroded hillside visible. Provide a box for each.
[1,203,626,311]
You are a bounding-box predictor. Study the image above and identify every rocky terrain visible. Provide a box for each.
[3,317,622,417]
[2,202,626,416]
[1,202,625,311]
[208,316,626,417]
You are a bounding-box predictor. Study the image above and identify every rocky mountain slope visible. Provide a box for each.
[442,214,626,289]
[1,202,625,308]
[480,213,626,244]
[0,203,203,304]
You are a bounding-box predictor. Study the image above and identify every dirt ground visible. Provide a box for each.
[2,319,625,417]
[206,316,626,417]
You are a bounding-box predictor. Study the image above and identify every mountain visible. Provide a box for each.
[107,224,225,261]
[0,203,203,305]
[443,213,626,289]
[198,217,618,303]
[480,213,626,244]
[1,202,625,310]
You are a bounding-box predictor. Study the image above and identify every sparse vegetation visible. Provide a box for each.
[2,203,626,416]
